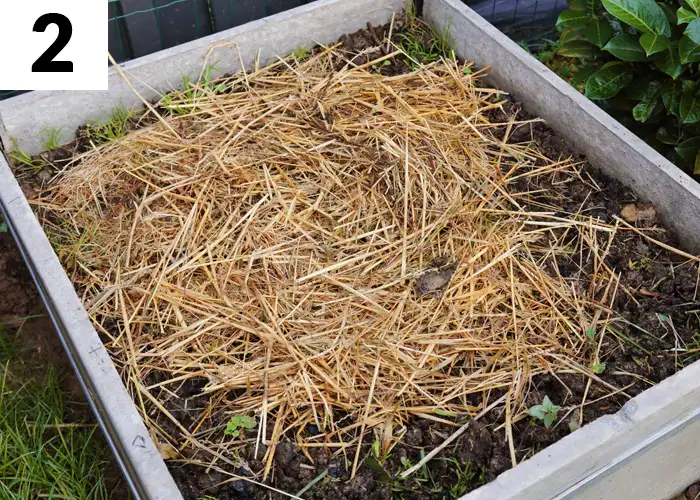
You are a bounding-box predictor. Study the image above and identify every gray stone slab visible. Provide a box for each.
[426,0,700,254]
[0,155,183,500]
[0,0,404,156]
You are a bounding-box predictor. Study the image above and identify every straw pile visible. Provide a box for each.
[38,47,620,472]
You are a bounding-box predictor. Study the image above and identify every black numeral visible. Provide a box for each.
[32,13,73,73]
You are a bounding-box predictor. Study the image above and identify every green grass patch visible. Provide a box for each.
[0,323,111,499]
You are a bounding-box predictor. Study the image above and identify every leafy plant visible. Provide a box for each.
[549,0,700,175]
[520,39,591,91]
[0,217,8,233]
[224,414,256,438]
[528,395,561,428]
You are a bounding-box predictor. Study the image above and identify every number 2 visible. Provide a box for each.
[32,13,73,73]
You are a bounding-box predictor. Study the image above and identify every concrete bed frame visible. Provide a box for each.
[1,0,699,498]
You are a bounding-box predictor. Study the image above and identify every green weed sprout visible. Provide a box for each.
[8,138,42,171]
[293,46,311,63]
[161,63,227,115]
[224,415,257,438]
[40,127,64,151]
[84,104,133,145]
[528,396,561,428]
[591,360,606,374]
[0,218,7,233]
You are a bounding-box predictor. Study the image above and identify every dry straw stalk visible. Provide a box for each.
[37,46,635,477]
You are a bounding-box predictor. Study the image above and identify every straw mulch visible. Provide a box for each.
[37,48,621,474]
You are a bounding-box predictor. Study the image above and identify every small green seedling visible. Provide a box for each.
[585,328,596,340]
[591,360,606,374]
[84,104,133,144]
[528,395,561,429]
[628,256,652,272]
[224,415,257,437]
[8,138,42,171]
[40,127,64,151]
[292,46,311,63]
[656,313,669,323]
[0,219,7,233]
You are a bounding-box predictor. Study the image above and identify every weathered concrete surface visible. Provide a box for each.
[456,358,700,499]
[426,0,700,253]
[0,155,183,500]
[0,0,404,155]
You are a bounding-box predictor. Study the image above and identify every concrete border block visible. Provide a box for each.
[0,0,405,155]
[425,0,700,254]
[459,360,700,500]
[0,154,183,500]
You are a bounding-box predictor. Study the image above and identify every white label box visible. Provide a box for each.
[0,0,107,90]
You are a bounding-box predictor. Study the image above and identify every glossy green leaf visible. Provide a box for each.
[603,33,648,60]
[633,97,662,122]
[557,40,602,57]
[678,6,698,23]
[640,32,670,55]
[573,64,603,85]
[586,0,599,15]
[661,79,682,115]
[601,0,671,35]
[364,456,392,481]
[557,10,594,28]
[585,18,615,46]
[685,18,700,43]
[561,27,587,43]
[653,42,683,79]
[688,0,700,16]
[680,89,700,123]
[528,404,546,419]
[632,81,661,121]
[585,62,634,99]
[679,35,700,62]
[684,80,698,92]
[656,126,678,145]
[543,413,557,428]
[675,136,700,161]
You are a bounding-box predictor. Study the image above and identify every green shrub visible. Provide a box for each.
[550,0,700,175]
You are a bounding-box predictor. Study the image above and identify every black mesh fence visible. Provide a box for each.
[468,0,565,42]
[0,0,566,102]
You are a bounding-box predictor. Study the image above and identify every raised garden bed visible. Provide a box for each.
[2,1,700,499]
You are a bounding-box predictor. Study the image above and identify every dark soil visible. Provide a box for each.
[9,20,700,500]
[0,232,130,498]
[673,481,700,500]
